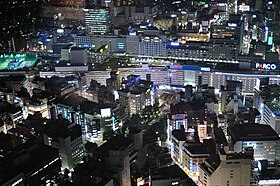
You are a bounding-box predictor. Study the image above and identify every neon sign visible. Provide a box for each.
[255,63,277,70]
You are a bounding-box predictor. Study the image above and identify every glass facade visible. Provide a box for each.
[84,8,110,35]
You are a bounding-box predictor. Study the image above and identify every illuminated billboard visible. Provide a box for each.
[239,5,250,12]
[0,54,38,71]
[117,42,125,49]
[251,62,279,70]
[101,108,111,118]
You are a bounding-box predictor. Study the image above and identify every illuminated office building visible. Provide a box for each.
[43,121,84,169]
[254,84,280,134]
[118,75,155,115]
[139,36,167,57]
[84,7,110,35]
[171,129,186,165]
[229,124,280,162]
[182,142,209,175]
[209,14,244,61]
[199,149,252,186]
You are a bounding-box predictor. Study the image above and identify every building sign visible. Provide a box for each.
[252,62,278,70]
[170,65,211,72]
[117,42,125,49]
[200,67,211,72]
[101,108,111,118]
[239,5,250,12]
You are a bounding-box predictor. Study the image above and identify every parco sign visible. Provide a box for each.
[255,63,277,70]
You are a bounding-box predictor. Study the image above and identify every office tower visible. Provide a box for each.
[199,149,252,186]
[84,7,110,35]
[42,121,84,169]
[210,14,244,61]
[97,136,132,186]
[229,124,280,162]
[139,36,167,57]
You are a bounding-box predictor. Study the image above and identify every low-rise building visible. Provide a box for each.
[182,142,209,175]
[118,75,155,115]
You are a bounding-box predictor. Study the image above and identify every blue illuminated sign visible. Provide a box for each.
[170,65,211,72]
[117,42,125,49]
[171,42,180,46]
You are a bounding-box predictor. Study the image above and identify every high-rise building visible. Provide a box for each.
[171,129,187,164]
[84,7,110,35]
[199,149,252,186]
[229,124,280,162]
[139,35,167,57]
[97,135,132,186]
[42,120,84,169]
[209,14,244,61]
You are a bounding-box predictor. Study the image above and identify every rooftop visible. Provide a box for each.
[266,99,280,117]
[56,61,88,67]
[151,165,196,185]
[55,93,100,114]
[172,129,186,141]
[0,103,22,114]
[184,142,209,155]
[214,127,228,146]
[73,158,112,186]
[0,139,60,185]
[44,120,82,141]
[200,154,221,176]
[98,135,133,153]
[171,100,206,115]
[0,133,25,153]
[229,124,280,142]
[70,46,86,51]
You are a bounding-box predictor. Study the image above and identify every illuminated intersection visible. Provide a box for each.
[0,54,38,71]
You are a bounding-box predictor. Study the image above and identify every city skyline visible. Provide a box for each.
[0,0,280,186]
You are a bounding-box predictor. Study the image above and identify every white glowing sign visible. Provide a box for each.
[255,63,277,70]
[101,108,111,118]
